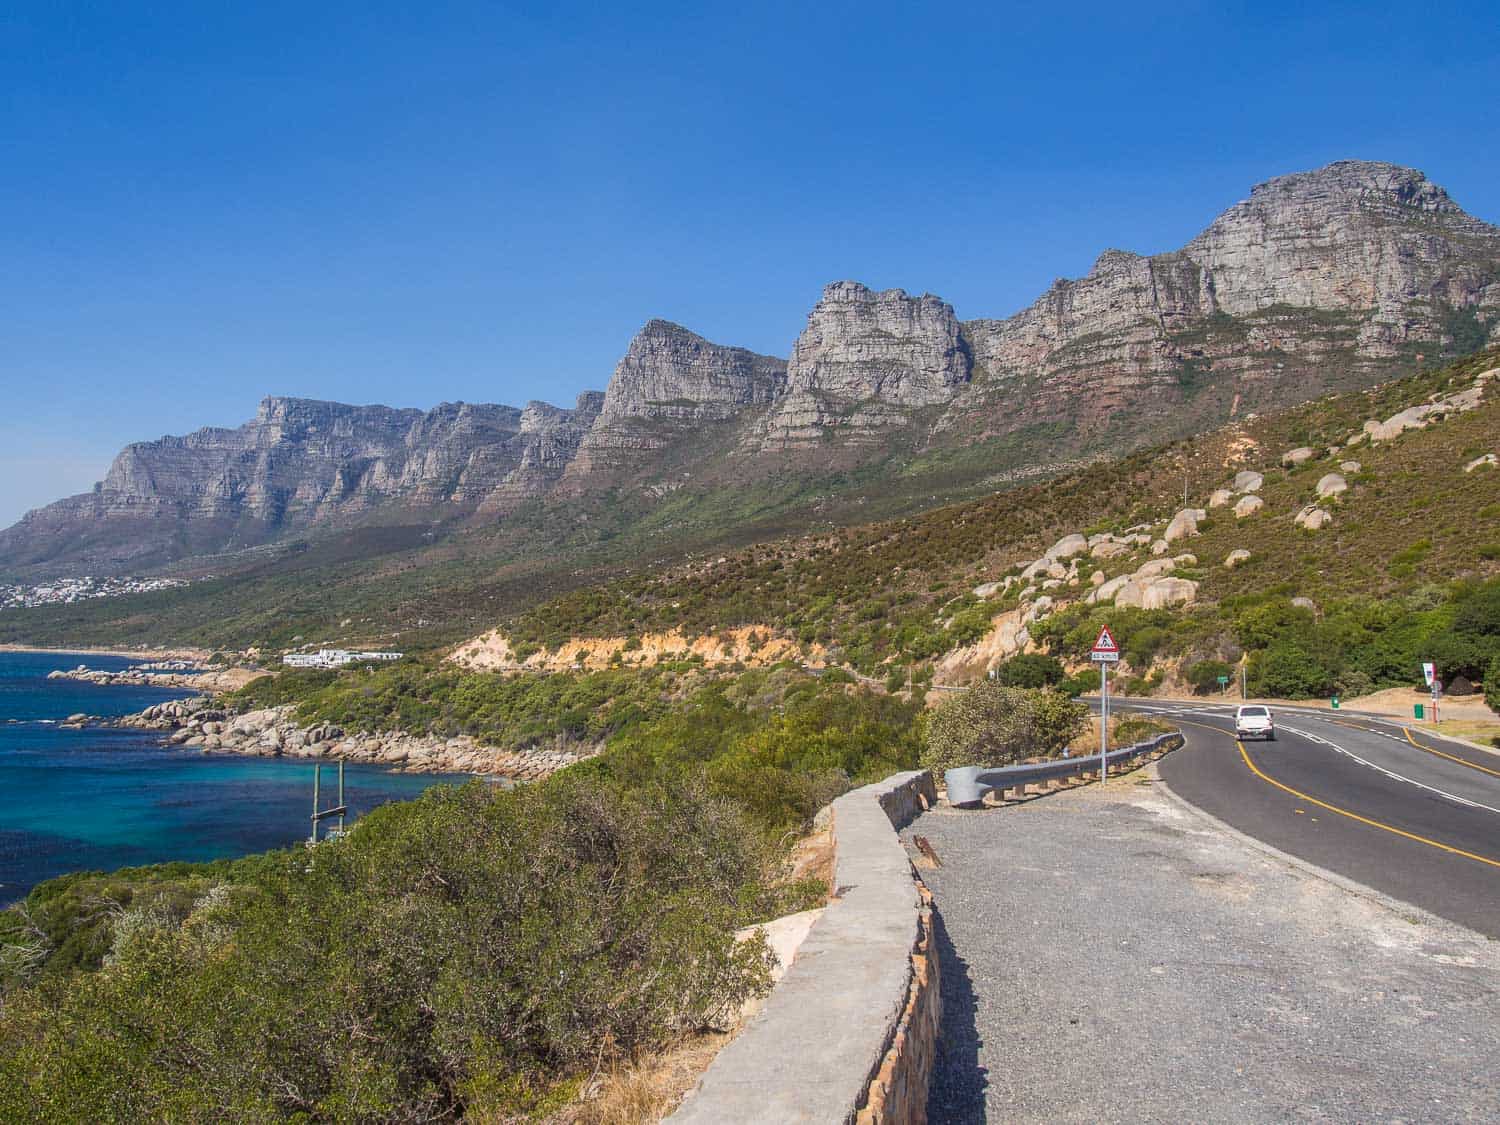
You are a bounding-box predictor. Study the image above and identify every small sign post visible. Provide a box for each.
[1091,626,1120,780]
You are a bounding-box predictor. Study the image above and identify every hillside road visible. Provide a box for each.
[1112,698,1500,937]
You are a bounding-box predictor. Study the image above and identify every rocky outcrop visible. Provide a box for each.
[117,699,593,779]
[566,321,786,478]
[759,283,971,449]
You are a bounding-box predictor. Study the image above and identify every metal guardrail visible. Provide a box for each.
[944,731,1184,806]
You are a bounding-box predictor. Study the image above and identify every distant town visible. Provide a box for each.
[282,649,404,669]
[0,575,191,610]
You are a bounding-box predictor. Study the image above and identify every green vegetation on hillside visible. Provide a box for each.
[0,670,923,1120]
[496,349,1500,697]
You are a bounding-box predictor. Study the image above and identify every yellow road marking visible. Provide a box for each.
[1174,718,1500,871]
[1400,727,1500,779]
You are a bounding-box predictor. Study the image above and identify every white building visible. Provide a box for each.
[282,649,403,669]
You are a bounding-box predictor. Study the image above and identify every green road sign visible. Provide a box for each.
[1216,675,1230,686]
[1414,703,1424,720]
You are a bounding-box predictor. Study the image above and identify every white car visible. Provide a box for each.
[1235,704,1275,741]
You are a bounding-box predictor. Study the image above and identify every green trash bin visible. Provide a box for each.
[1414,703,1424,720]
[1331,695,1340,709]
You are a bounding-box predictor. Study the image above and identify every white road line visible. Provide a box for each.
[1278,723,1500,818]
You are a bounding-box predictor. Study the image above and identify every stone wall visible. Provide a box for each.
[669,769,940,1124]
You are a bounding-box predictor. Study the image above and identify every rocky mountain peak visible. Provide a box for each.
[1247,159,1460,214]
[785,281,970,407]
[598,320,786,421]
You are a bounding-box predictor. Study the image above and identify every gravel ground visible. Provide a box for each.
[905,769,1500,1123]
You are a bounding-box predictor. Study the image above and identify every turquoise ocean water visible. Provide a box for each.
[0,650,466,903]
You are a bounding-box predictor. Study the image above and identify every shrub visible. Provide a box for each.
[1485,655,1500,713]
[0,778,778,1121]
[1058,666,1101,696]
[920,684,1089,777]
[994,653,1065,688]
[1185,659,1235,695]
[1249,641,1337,699]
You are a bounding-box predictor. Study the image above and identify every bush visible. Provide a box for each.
[994,653,1065,688]
[1487,655,1500,714]
[1249,641,1338,699]
[0,777,778,1121]
[921,684,1089,777]
[1058,666,1101,696]
[1185,659,1235,695]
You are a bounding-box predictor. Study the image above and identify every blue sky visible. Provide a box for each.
[3,1,1497,528]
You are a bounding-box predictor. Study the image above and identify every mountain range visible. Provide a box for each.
[3,159,1497,581]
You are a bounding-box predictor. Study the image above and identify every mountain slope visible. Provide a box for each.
[2,160,1497,586]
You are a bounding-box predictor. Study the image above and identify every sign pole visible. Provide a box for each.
[1099,659,1108,781]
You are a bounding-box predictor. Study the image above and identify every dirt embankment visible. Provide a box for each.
[450,625,824,673]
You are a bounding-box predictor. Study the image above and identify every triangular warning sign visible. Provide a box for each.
[1092,626,1118,653]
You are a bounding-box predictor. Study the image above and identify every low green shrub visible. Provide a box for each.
[0,777,778,1121]
[920,684,1089,776]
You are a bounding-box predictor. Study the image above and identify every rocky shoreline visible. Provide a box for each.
[116,697,597,781]
[49,662,266,693]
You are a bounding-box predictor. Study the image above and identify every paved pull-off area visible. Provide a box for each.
[906,769,1500,1123]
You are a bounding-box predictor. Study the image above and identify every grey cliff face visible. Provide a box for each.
[3,160,1497,579]
[566,321,786,477]
[952,160,1500,433]
[759,282,971,449]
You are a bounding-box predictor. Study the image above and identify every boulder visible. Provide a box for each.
[1224,549,1251,569]
[1090,570,1105,587]
[1232,470,1263,493]
[1295,506,1333,530]
[1173,553,1198,566]
[1339,460,1362,473]
[1233,495,1263,519]
[1163,508,1206,542]
[1281,447,1316,468]
[1208,488,1234,509]
[1464,453,1497,472]
[1044,533,1089,561]
[1291,596,1318,614]
[1090,540,1131,559]
[1315,472,1348,499]
[1133,558,1176,581]
[1116,576,1199,611]
[1150,539,1170,556]
[972,581,1002,598]
[1087,575,1131,605]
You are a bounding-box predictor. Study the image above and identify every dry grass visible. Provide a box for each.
[547,1033,731,1124]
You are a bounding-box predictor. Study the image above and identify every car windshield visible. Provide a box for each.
[1239,707,1269,717]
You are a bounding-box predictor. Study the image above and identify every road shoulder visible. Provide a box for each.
[909,768,1500,1123]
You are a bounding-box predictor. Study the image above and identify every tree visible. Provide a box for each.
[1186,660,1234,695]
[920,683,1088,777]
[1486,655,1500,715]
[995,653,1065,688]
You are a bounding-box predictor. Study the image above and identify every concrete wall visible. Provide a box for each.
[670,770,940,1125]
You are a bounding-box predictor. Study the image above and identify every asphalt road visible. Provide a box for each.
[1112,698,1500,937]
